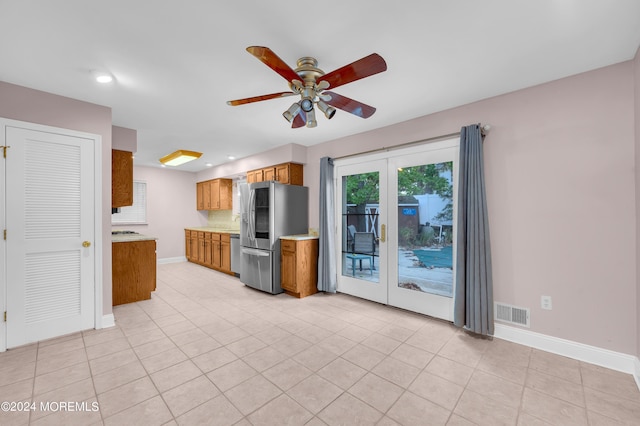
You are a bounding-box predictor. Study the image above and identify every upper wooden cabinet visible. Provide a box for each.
[112,149,133,208]
[247,162,303,186]
[196,178,232,211]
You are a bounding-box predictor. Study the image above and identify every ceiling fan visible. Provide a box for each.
[227,46,387,128]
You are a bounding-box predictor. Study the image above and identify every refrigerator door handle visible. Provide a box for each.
[248,189,256,242]
[241,247,270,257]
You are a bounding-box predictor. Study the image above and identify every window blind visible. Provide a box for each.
[112,181,147,224]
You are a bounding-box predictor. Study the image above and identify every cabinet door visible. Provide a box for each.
[203,181,212,210]
[275,164,289,184]
[112,149,133,207]
[221,241,231,272]
[196,182,205,210]
[210,179,220,209]
[185,230,191,260]
[212,240,221,268]
[113,240,156,305]
[197,232,206,263]
[263,167,275,181]
[254,169,264,182]
[204,234,213,266]
[190,234,198,261]
[219,179,232,210]
[281,241,297,292]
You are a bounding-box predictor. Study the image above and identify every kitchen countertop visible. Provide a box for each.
[281,234,319,241]
[112,233,157,243]
[185,227,240,234]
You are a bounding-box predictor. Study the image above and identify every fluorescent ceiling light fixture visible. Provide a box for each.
[159,150,202,166]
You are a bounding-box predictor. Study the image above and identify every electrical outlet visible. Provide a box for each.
[541,295,552,310]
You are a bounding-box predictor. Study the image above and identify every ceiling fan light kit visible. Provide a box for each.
[227,46,387,128]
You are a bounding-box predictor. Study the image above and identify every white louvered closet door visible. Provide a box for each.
[6,126,95,348]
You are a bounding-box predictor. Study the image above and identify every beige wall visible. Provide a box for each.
[202,60,637,355]
[304,61,636,355]
[3,52,638,357]
[114,166,204,260]
[0,81,114,315]
[112,125,137,152]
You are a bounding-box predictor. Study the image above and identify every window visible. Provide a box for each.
[112,181,147,224]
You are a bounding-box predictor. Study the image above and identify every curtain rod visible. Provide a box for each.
[333,124,490,161]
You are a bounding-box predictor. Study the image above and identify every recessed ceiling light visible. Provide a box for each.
[227,155,235,160]
[96,74,113,83]
[205,163,213,167]
[92,70,114,84]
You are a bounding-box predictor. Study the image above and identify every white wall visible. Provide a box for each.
[0,81,114,314]
[112,166,205,261]
[141,58,638,357]
[305,61,636,356]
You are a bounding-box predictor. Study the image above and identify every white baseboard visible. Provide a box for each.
[158,256,186,264]
[101,314,115,329]
[494,323,640,390]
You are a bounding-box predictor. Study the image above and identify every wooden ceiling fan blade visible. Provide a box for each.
[246,46,301,84]
[226,91,295,106]
[318,53,387,90]
[292,110,306,128]
[324,91,376,118]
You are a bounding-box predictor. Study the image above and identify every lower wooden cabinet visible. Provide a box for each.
[221,234,231,271]
[280,238,318,298]
[112,240,156,306]
[185,229,233,275]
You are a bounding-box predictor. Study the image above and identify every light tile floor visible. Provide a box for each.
[1,261,639,425]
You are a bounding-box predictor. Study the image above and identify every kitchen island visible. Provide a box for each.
[112,233,157,306]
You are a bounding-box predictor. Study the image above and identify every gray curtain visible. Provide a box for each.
[454,124,494,336]
[318,157,337,292]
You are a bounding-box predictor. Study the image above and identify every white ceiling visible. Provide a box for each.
[1,1,639,172]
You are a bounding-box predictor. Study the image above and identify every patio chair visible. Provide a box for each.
[345,232,376,275]
[346,225,357,252]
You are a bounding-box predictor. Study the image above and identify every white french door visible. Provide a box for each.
[335,139,458,321]
[335,159,388,304]
[2,122,97,349]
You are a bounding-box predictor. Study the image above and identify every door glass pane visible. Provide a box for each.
[341,172,379,282]
[397,162,453,297]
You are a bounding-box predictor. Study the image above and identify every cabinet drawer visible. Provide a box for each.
[211,233,221,241]
[221,234,230,242]
[281,239,296,252]
[204,232,212,240]
[197,232,205,239]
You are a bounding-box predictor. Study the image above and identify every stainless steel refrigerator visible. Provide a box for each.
[239,181,308,294]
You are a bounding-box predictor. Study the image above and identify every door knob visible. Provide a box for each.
[82,241,91,248]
